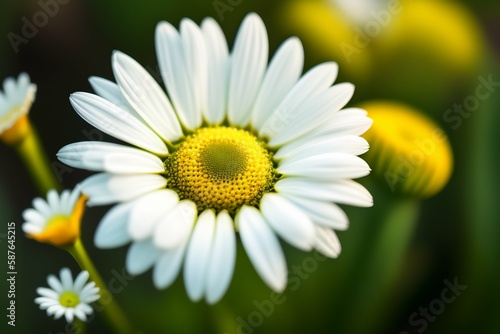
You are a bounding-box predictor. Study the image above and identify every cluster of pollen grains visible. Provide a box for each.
[165,127,275,214]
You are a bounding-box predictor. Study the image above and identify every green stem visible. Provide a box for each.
[14,126,60,194]
[212,302,236,334]
[339,198,420,333]
[66,239,135,334]
[72,318,87,334]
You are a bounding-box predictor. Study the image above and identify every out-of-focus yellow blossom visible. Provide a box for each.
[377,0,484,75]
[277,0,486,91]
[278,0,373,81]
[361,101,453,198]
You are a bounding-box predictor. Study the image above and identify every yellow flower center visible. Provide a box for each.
[165,127,276,214]
[59,291,80,308]
[46,214,70,229]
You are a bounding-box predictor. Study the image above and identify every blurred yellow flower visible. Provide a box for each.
[22,188,87,247]
[278,0,372,81]
[277,0,485,89]
[361,101,453,198]
[377,0,484,75]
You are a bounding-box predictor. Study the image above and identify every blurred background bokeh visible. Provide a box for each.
[1,0,499,333]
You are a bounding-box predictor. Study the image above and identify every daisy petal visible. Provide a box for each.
[228,13,268,127]
[47,304,61,315]
[3,77,16,101]
[206,211,236,304]
[128,189,178,241]
[60,268,73,290]
[179,19,207,128]
[112,51,183,142]
[184,209,215,302]
[153,200,197,250]
[275,135,369,161]
[82,294,100,304]
[327,179,374,207]
[70,92,168,156]
[236,206,287,292]
[54,308,66,320]
[73,271,90,293]
[35,296,56,304]
[88,76,138,118]
[36,287,59,300]
[314,225,342,258]
[67,187,81,213]
[80,284,100,303]
[251,37,304,130]
[268,83,355,147]
[74,308,87,322]
[283,194,349,230]
[201,18,229,124]
[79,281,96,295]
[278,153,371,180]
[126,240,162,275]
[36,299,59,309]
[276,178,373,207]
[47,190,60,213]
[260,194,315,251]
[59,190,71,215]
[153,244,188,289]
[32,197,51,218]
[78,303,93,314]
[94,201,135,248]
[155,21,201,130]
[22,208,45,225]
[65,308,74,323]
[306,108,373,140]
[58,142,165,174]
[80,173,167,206]
[259,62,338,138]
[22,223,43,234]
[47,275,64,293]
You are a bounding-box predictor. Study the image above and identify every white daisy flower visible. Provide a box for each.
[0,73,36,136]
[35,268,100,323]
[22,187,85,246]
[57,13,373,304]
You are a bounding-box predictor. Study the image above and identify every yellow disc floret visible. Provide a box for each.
[165,127,275,214]
[59,291,80,308]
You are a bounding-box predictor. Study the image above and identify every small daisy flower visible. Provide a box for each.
[57,13,373,303]
[35,268,100,323]
[0,73,36,144]
[22,187,86,246]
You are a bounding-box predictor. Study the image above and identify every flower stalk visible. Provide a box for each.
[66,239,135,334]
[3,116,61,194]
